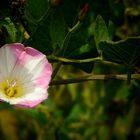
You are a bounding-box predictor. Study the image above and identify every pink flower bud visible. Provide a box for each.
[50,0,62,8]
[78,3,90,21]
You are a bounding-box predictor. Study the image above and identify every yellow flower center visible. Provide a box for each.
[0,79,23,98]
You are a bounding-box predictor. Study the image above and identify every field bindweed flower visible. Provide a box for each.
[0,43,52,108]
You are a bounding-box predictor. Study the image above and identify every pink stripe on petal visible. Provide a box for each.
[16,47,46,66]
[25,47,45,58]
[35,76,51,89]
[9,43,25,58]
[35,61,52,88]
[14,47,52,85]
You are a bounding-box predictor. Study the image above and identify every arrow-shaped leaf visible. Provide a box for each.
[99,37,140,68]
[93,15,110,53]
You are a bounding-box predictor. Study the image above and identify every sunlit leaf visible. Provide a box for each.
[2,17,17,42]
[108,20,115,40]
[93,15,110,52]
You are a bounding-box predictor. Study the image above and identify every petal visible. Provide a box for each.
[14,88,48,108]
[16,94,48,108]
[0,86,48,108]
[0,44,52,108]
[17,47,46,66]
[34,60,52,88]
[16,100,44,108]
[14,47,52,87]
[0,43,24,77]
[25,47,44,57]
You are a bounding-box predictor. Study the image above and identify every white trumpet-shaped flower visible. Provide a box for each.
[0,43,52,108]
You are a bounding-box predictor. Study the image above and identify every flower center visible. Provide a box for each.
[1,79,23,98]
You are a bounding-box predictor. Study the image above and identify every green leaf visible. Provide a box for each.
[61,0,85,26]
[108,20,115,40]
[27,19,53,55]
[62,31,98,73]
[93,15,110,52]
[25,0,53,55]
[26,16,53,55]
[67,43,98,73]
[69,43,94,58]
[2,17,17,42]
[25,0,49,33]
[99,37,140,67]
[50,9,67,49]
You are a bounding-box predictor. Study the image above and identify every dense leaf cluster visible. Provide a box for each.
[0,0,140,140]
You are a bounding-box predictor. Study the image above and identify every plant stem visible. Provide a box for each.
[52,21,81,79]
[59,20,81,56]
[48,56,120,66]
[51,62,62,80]
[49,56,100,63]
[127,68,132,85]
[50,74,140,86]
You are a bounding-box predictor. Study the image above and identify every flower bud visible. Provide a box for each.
[78,3,90,21]
[49,0,62,8]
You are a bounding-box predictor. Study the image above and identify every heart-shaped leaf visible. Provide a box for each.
[93,15,110,52]
[99,37,140,68]
[50,9,67,49]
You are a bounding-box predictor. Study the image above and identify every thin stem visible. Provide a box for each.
[48,56,120,66]
[60,20,81,56]
[49,56,100,63]
[51,62,62,80]
[50,74,140,86]
[127,68,132,85]
[52,21,81,79]
[69,20,81,32]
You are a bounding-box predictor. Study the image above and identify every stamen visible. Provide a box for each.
[6,79,17,87]
[1,78,23,98]
[5,87,15,97]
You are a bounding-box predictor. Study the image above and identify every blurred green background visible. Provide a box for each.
[0,0,140,140]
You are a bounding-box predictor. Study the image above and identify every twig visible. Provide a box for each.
[50,74,140,86]
[60,20,81,55]
[52,21,81,79]
[48,56,120,66]
[51,62,62,80]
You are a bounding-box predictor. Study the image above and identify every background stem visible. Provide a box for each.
[50,74,140,86]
